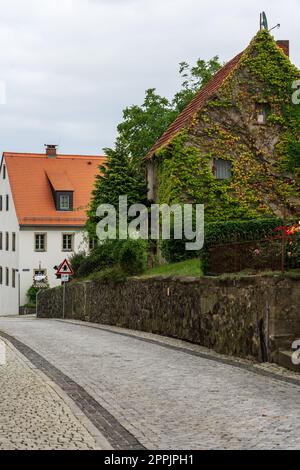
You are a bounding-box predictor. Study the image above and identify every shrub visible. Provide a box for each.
[77,240,121,278]
[118,239,148,275]
[161,217,283,264]
[73,239,149,279]
[203,218,283,246]
[69,252,87,278]
[161,238,198,263]
[26,285,49,305]
[202,218,284,275]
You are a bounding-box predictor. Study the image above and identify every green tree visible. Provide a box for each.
[117,88,177,160]
[86,139,147,238]
[173,56,223,112]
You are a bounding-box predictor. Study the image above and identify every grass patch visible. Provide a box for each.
[142,258,202,278]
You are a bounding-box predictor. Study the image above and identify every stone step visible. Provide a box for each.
[277,350,300,373]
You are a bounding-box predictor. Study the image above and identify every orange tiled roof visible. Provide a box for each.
[4,152,106,226]
[146,52,244,159]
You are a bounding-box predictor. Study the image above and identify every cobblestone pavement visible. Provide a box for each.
[0,339,99,450]
[0,317,300,450]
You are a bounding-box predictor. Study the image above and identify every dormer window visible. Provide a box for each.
[60,194,70,211]
[255,103,269,125]
[56,191,73,211]
[46,171,74,212]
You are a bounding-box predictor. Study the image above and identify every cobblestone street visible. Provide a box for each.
[0,339,101,450]
[0,317,300,450]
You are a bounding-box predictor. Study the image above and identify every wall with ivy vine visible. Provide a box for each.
[154,30,300,222]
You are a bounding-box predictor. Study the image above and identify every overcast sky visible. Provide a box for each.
[0,0,299,156]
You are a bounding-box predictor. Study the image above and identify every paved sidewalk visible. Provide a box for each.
[1,317,300,450]
[0,340,99,450]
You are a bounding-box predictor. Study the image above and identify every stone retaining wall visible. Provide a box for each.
[37,275,300,362]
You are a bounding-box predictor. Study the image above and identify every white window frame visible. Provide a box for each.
[62,233,74,252]
[60,195,70,211]
[35,233,47,252]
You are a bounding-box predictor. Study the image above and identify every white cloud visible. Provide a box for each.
[0,0,298,155]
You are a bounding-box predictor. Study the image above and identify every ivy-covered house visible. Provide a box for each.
[146,31,300,221]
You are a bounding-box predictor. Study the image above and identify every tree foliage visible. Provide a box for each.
[117,89,177,160]
[173,56,223,112]
[86,139,148,238]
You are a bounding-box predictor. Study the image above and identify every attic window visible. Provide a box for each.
[255,103,269,125]
[57,193,74,211]
[214,159,232,180]
[60,195,70,211]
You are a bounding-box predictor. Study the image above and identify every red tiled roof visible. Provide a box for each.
[4,152,106,226]
[146,52,244,159]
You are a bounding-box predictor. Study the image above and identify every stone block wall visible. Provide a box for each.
[37,275,300,362]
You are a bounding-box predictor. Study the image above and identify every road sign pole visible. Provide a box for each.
[62,281,66,319]
[56,259,73,320]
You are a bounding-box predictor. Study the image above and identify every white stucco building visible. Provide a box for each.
[0,146,105,316]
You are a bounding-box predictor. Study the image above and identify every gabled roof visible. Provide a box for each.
[146,52,243,159]
[146,36,292,160]
[3,152,106,227]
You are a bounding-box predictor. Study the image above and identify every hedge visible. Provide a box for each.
[161,217,283,265]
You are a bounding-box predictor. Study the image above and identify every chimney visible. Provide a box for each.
[45,144,58,158]
[276,40,289,57]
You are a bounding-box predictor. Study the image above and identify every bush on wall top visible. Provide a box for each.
[204,217,283,247]
[161,217,283,263]
[71,239,149,279]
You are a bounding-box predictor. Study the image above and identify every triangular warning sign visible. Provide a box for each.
[57,259,74,276]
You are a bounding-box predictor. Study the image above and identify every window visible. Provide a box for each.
[214,160,232,180]
[6,195,9,211]
[3,165,6,179]
[5,232,9,251]
[255,103,269,125]
[0,267,2,285]
[59,194,70,211]
[0,196,2,211]
[0,232,2,250]
[5,268,9,286]
[62,233,74,252]
[35,233,46,252]
[12,269,16,288]
[12,233,16,252]
[51,190,73,211]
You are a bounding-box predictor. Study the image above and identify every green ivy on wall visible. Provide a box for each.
[154,30,300,221]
